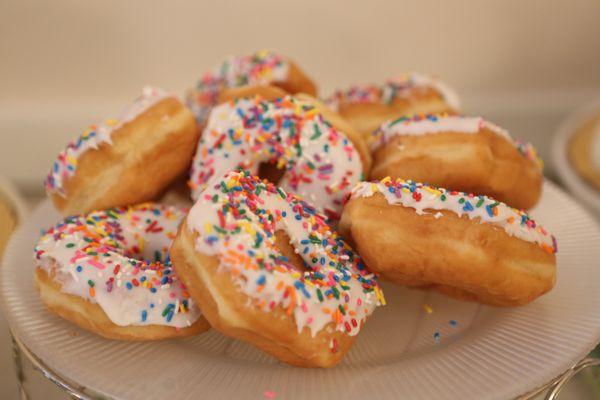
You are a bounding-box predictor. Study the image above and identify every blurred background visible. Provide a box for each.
[1,0,599,398]
[1,0,600,196]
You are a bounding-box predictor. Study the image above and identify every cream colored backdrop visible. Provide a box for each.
[1,0,599,194]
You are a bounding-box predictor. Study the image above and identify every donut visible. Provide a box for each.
[186,50,317,126]
[340,178,557,307]
[568,112,600,191]
[45,87,199,216]
[369,114,544,209]
[34,203,209,340]
[325,73,460,140]
[188,94,370,220]
[171,171,384,367]
[339,177,557,306]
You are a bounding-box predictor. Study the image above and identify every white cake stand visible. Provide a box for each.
[2,182,600,400]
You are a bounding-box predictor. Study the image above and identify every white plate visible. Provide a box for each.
[552,100,600,218]
[2,184,600,400]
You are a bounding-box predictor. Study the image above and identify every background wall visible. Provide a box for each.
[1,0,600,195]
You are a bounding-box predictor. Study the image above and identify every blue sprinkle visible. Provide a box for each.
[150,287,157,293]
[450,320,457,327]
[150,303,155,308]
[126,282,133,290]
[462,202,474,212]
[166,310,174,323]
[485,205,494,217]
[256,275,266,285]
[295,214,302,220]
[76,266,83,273]
[141,310,147,322]
[434,331,441,342]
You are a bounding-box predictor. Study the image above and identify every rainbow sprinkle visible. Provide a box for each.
[186,171,384,337]
[351,178,557,254]
[34,203,201,327]
[185,50,290,125]
[189,95,363,220]
[325,73,460,112]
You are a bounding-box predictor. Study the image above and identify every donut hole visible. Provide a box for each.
[274,230,311,273]
[257,162,286,186]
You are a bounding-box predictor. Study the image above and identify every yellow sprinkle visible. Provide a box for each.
[380,176,392,185]
[376,287,386,306]
[204,223,213,233]
[370,183,379,193]
[105,118,119,126]
[422,304,433,314]
[66,155,78,166]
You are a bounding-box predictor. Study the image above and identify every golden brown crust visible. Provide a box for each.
[218,85,288,104]
[370,129,543,209]
[294,93,372,175]
[50,97,199,216]
[339,193,556,307]
[568,114,600,190]
[171,222,355,368]
[336,88,456,141]
[277,59,317,96]
[35,268,209,340]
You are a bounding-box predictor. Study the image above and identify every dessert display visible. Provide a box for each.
[33,50,557,368]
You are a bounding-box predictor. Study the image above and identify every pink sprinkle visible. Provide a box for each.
[87,259,106,270]
[301,302,308,313]
[264,390,276,399]
[69,251,86,263]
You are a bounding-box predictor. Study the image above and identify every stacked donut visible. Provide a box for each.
[35,49,557,368]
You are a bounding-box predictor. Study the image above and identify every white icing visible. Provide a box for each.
[371,115,512,151]
[34,204,202,328]
[186,172,383,337]
[351,180,556,253]
[45,87,173,196]
[189,96,363,217]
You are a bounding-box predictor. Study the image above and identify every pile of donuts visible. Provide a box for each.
[34,50,557,368]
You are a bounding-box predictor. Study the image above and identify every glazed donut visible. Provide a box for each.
[370,114,544,209]
[34,203,209,340]
[186,50,317,126]
[188,94,370,220]
[45,87,199,216]
[171,171,384,367]
[339,178,557,307]
[325,73,460,140]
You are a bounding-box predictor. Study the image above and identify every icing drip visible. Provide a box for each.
[186,171,384,337]
[34,203,201,328]
[351,178,557,254]
[371,114,543,168]
[325,73,461,112]
[189,95,362,219]
[185,50,290,125]
[45,87,172,196]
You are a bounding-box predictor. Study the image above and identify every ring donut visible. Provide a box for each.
[45,87,199,216]
[188,93,370,220]
[325,73,460,140]
[340,178,557,307]
[171,171,384,367]
[370,114,544,209]
[186,50,317,126]
[34,203,208,340]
